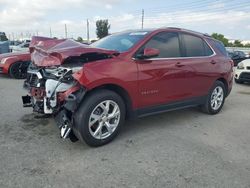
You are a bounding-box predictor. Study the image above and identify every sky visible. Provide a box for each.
[0,0,250,40]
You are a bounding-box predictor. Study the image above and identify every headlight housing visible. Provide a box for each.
[237,62,245,69]
[0,58,7,64]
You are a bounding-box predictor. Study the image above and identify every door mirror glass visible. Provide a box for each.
[137,48,160,59]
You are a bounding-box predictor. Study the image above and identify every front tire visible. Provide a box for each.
[9,61,29,79]
[74,89,125,147]
[201,81,226,114]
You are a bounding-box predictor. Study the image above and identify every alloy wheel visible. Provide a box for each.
[210,86,224,110]
[88,100,121,140]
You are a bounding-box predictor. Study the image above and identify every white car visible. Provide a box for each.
[11,42,30,52]
[234,59,250,84]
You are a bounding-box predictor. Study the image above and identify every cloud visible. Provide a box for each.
[105,4,113,9]
[0,0,250,40]
[0,0,120,32]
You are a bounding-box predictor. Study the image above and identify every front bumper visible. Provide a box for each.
[235,68,250,82]
[53,88,86,141]
[238,72,250,82]
[0,64,7,74]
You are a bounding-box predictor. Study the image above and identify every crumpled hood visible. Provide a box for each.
[0,51,30,61]
[30,36,119,67]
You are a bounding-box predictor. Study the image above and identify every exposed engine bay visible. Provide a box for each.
[23,65,75,113]
[22,52,113,114]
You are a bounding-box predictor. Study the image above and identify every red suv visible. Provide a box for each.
[23,28,233,146]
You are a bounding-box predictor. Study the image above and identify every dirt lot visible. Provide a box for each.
[0,74,250,188]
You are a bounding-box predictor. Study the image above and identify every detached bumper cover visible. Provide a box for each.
[55,87,86,141]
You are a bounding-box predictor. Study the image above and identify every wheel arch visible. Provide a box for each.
[216,77,229,96]
[84,84,134,119]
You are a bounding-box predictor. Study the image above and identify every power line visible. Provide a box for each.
[144,3,250,22]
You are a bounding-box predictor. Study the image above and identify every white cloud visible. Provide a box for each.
[0,0,250,40]
[105,4,113,9]
[209,1,225,9]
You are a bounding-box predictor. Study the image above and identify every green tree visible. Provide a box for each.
[0,32,8,41]
[233,40,243,47]
[211,33,229,46]
[244,43,250,48]
[96,19,110,39]
[76,36,83,42]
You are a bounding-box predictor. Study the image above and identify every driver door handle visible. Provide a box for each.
[210,60,217,64]
[175,62,185,67]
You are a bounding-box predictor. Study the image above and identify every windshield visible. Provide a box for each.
[90,31,149,52]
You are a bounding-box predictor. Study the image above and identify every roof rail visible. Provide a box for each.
[160,27,212,37]
[203,33,211,37]
[166,27,182,30]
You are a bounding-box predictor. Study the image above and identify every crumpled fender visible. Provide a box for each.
[30,36,119,67]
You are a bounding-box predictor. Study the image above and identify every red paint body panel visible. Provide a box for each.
[30,29,233,110]
[0,52,31,74]
[30,36,118,67]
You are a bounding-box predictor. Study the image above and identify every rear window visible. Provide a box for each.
[182,34,213,57]
[209,39,227,56]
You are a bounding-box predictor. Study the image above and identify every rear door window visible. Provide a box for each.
[182,34,213,57]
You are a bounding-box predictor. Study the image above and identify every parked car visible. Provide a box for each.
[0,41,10,54]
[22,28,233,146]
[234,59,250,84]
[0,52,31,79]
[11,42,30,52]
[228,50,247,66]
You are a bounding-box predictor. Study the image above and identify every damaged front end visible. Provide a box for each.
[22,36,118,141]
[22,64,86,140]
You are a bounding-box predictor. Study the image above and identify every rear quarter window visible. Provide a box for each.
[209,39,228,56]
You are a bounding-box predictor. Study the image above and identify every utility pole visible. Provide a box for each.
[141,9,144,30]
[21,32,23,41]
[87,19,90,44]
[64,24,68,38]
[49,27,52,38]
[36,30,38,36]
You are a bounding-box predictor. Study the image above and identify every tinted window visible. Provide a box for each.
[144,32,181,58]
[182,34,213,57]
[91,31,149,52]
[210,39,227,56]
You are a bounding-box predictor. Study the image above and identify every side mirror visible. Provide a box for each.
[136,48,160,59]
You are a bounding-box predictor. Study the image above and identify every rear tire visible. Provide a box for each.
[201,81,226,115]
[9,61,29,79]
[74,89,125,147]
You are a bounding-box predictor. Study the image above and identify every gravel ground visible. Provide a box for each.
[0,74,250,188]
